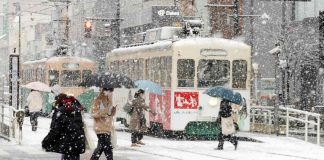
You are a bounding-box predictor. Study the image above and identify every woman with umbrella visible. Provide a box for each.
[216,99,238,150]
[129,89,156,147]
[23,81,52,131]
[26,89,43,131]
[204,87,247,150]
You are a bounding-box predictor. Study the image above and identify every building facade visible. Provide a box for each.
[282,1,324,110]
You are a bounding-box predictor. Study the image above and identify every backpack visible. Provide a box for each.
[123,102,133,115]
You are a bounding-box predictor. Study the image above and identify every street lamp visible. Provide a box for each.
[269,44,281,136]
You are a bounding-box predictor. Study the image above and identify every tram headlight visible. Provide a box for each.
[208,97,218,107]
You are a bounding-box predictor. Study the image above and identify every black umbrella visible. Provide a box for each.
[80,72,135,88]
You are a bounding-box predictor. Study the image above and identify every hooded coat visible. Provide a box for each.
[42,94,86,155]
[129,97,150,132]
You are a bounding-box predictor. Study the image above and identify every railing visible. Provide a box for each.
[0,102,21,142]
[250,105,322,145]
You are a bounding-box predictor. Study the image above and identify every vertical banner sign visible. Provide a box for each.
[9,54,20,110]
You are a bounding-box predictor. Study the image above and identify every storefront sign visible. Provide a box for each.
[152,6,182,27]
[174,92,199,109]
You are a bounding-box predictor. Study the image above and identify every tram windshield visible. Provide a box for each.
[60,70,81,87]
[197,59,230,88]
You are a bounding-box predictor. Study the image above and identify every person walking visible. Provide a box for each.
[216,99,238,150]
[129,89,156,147]
[91,88,116,160]
[26,89,43,131]
[42,93,86,160]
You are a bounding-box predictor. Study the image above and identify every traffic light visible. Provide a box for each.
[84,20,92,38]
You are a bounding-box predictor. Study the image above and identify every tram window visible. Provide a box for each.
[61,70,81,87]
[145,59,150,80]
[197,60,230,88]
[82,70,92,81]
[166,57,172,87]
[153,57,161,85]
[177,59,195,87]
[232,60,247,89]
[49,70,59,87]
[138,59,144,80]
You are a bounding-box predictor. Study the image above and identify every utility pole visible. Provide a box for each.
[116,0,121,48]
[233,0,240,36]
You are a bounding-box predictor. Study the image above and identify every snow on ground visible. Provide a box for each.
[4,113,324,160]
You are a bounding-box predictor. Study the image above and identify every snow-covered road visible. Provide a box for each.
[1,114,324,160]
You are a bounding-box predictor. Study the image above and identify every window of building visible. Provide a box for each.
[60,70,81,87]
[197,59,230,88]
[177,59,195,87]
[49,70,59,87]
[232,60,247,89]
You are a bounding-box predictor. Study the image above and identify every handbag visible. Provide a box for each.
[24,106,30,117]
[111,120,117,148]
[221,116,235,135]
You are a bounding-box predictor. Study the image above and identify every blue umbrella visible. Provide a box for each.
[135,80,163,95]
[204,87,243,105]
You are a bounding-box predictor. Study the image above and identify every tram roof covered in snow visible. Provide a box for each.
[23,56,94,65]
[110,38,250,56]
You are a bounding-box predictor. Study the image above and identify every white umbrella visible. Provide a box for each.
[22,81,52,92]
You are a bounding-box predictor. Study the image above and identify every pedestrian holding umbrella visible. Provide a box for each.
[204,86,247,150]
[22,81,51,131]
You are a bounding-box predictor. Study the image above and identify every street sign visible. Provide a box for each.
[9,54,20,110]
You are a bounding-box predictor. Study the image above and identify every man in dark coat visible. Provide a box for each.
[42,94,86,160]
[216,99,238,150]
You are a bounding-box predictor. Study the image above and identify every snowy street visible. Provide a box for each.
[0,114,324,160]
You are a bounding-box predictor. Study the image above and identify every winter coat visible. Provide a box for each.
[91,95,115,134]
[42,94,86,155]
[129,97,150,132]
[219,100,232,118]
[218,100,235,135]
[27,91,43,112]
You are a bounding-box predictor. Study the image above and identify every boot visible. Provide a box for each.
[233,140,238,150]
[137,141,145,145]
[231,138,238,150]
[216,142,224,150]
[131,143,141,147]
